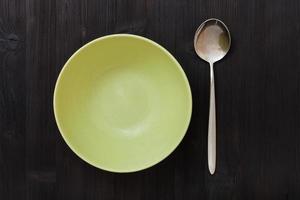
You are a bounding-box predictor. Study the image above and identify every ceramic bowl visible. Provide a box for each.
[54,34,192,172]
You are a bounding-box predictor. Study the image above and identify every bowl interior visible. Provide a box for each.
[54,34,192,172]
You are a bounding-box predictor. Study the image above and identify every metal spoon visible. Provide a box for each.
[194,18,231,175]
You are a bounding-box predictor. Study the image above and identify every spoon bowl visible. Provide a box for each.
[194,18,231,63]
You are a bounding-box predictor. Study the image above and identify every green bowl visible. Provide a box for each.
[54,34,192,172]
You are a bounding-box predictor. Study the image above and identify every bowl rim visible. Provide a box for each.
[53,33,193,173]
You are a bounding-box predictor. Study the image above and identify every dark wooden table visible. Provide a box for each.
[1,0,300,199]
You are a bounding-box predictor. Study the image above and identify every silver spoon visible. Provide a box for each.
[194,18,231,175]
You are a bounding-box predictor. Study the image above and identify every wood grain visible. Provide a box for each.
[0,0,300,199]
[0,0,26,199]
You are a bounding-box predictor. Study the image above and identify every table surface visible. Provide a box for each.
[1,0,300,199]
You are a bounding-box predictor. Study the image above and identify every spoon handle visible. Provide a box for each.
[208,62,216,175]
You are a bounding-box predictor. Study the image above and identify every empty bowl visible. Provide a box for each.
[54,34,192,172]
